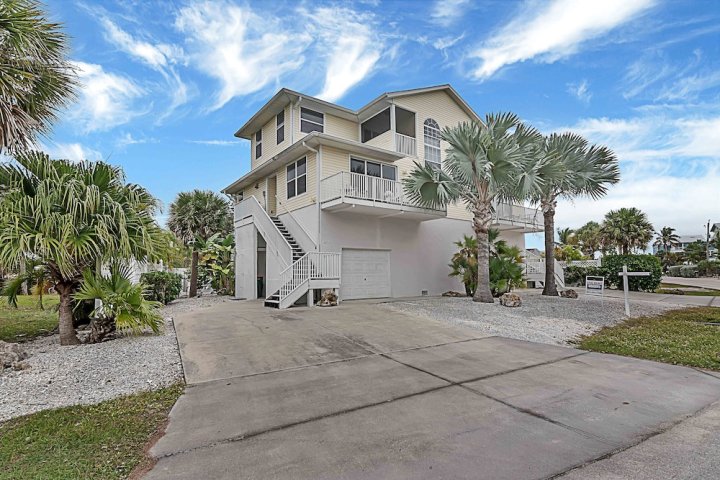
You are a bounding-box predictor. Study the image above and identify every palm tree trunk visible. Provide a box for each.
[56,283,80,345]
[473,206,494,303]
[542,201,559,296]
[189,249,199,298]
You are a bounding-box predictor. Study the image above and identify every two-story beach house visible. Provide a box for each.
[223,85,542,308]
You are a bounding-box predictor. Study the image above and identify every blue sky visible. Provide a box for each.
[45,0,720,247]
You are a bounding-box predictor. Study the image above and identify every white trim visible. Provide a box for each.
[300,107,324,134]
[347,154,398,180]
[286,156,308,199]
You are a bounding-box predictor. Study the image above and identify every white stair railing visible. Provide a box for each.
[269,252,341,306]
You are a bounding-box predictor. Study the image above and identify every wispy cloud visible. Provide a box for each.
[189,139,242,146]
[116,132,156,148]
[69,61,146,132]
[41,141,103,162]
[470,0,655,79]
[567,79,592,104]
[430,0,472,27]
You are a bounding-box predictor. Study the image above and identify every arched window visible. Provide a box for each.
[423,118,441,170]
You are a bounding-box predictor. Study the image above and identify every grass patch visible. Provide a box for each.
[0,294,59,342]
[578,307,720,371]
[656,283,720,296]
[0,384,183,480]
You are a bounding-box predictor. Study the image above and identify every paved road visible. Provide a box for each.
[664,275,720,291]
[146,300,720,479]
[580,287,719,307]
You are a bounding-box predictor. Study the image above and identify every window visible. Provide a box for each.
[361,108,390,143]
[255,130,262,159]
[350,158,397,180]
[276,111,285,144]
[286,157,307,199]
[423,118,441,170]
[300,108,324,134]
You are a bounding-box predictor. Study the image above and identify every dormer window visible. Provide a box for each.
[300,108,324,134]
[276,111,285,144]
[255,130,262,159]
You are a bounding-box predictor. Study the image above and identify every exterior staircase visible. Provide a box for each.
[271,216,304,263]
[523,250,565,290]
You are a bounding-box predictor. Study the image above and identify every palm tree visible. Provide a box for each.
[653,226,680,253]
[0,0,77,152]
[575,221,602,256]
[601,207,654,254]
[404,113,536,303]
[527,133,620,296]
[3,257,51,310]
[557,227,577,246]
[167,190,233,297]
[0,151,164,345]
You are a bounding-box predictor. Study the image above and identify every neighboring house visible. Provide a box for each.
[652,235,710,254]
[223,85,542,308]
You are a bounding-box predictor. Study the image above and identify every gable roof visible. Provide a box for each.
[234,84,481,139]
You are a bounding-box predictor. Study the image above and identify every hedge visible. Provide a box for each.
[601,255,662,292]
[698,260,720,277]
[564,265,606,287]
[141,271,183,305]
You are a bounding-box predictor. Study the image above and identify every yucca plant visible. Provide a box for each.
[74,265,163,343]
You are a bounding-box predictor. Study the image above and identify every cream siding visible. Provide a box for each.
[363,129,393,151]
[243,181,266,208]
[290,105,358,143]
[251,105,291,170]
[276,151,317,213]
[322,146,350,178]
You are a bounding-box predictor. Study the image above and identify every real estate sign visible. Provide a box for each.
[585,276,605,297]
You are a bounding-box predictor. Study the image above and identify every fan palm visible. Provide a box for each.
[653,226,680,253]
[167,190,233,297]
[601,207,654,254]
[404,113,538,303]
[575,221,602,256]
[0,0,77,152]
[3,257,51,309]
[526,133,620,296]
[557,227,577,246]
[0,151,164,345]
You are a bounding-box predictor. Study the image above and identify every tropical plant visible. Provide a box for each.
[526,133,620,297]
[404,113,537,303]
[167,190,232,298]
[449,235,478,297]
[657,251,685,272]
[684,240,707,264]
[601,254,662,292]
[697,260,720,277]
[3,257,51,309]
[198,233,235,295]
[554,244,584,262]
[0,0,77,152]
[75,266,163,343]
[141,271,183,305]
[653,226,680,253]
[0,151,164,345]
[489,244,524,296]
[556,227,577,246]
[600,207,654,255]
[575,221,602,256]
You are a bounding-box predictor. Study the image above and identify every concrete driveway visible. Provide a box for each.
[147,299,720,480]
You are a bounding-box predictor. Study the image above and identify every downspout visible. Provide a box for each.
[302,140,321,252]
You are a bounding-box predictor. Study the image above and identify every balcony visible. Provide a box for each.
[395,133,416,156]
[320,171,446,220]
[493,202,543,232]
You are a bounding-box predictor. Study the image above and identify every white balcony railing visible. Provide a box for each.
[494,202,542,228]
[395,133,416,156]
[320,171,444,212]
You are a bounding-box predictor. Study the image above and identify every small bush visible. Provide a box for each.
[667,265,683,276]
[697,260,720,277]
[564,265,606,287]
[679,265,698,278]
[141,271,182,305]
[601,255,662,292]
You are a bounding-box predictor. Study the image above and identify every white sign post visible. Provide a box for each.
[618,264,650,316]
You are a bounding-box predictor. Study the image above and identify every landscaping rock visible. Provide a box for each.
[0,341,29,371]
[499,293,522,307]
[317,289,338,307]
[560,289,579,299]
[442,291,465,297]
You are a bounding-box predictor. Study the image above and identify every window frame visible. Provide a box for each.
[286,156,307,199]
[300,107,324,134]
[423,118,441,170]
[255,130,263,159]
[349,156,397,181]
[276,110,285,144]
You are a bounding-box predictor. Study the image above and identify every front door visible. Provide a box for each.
[267,176,277,216]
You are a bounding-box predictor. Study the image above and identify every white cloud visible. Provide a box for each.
[116,133,155,148]
[175,1,308,110]
[658,70,720,102]
[430,0,472,27]
[189,139,241,146]
[567,79,592,104]
[310,7,383,102]
[69,61,146,132]
[41,142,103,162]
[470,0,655,79]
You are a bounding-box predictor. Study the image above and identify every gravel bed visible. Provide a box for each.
[381,290,676,346]
[0,295,226,422]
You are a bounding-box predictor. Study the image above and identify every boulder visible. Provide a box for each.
[560,289,579,299]
[499,292,522,307]
[317,289,338,307]
[0,341,29,372]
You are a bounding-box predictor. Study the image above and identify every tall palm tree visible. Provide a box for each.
[575,221,602,256]
[653,226,680,253]
[0,151,164,345]
[526,133,620,296]
[601,207,654,254]
[167,190,233,297]
[0,0,77,152]
[404,113,537,303]
[556,227,577,246]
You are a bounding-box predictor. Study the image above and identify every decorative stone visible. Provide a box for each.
[442,291,464,297]
[0,341,29,372]
[499,293,522,307]
[560,289,579,299]
[317,289,338,307]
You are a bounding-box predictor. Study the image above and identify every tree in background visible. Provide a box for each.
[600,207,654,255]
[575,221,603,257]
[404,114,538,303]
[653,226,680,253]
[526,133,620,296]
[3,257,51,310]
[684,240,707,264]
[556,227,577,246]
[0,0,76,152]
[198,233,235,295]
[167,190,232,297]
[0,152,164,345]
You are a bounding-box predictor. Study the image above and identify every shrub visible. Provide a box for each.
[679,265,698,278]
[141,271,182,305]
[667,265,683,276]
[601,255,662,292]
[564,265,606,287]
[697,260,720,277]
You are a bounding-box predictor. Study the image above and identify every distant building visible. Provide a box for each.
[653,234,717,258]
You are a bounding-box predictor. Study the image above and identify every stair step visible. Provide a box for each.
[264,300,280,308]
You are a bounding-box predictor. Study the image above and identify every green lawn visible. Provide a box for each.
[656,283,720,296]
[0,385,183,480]
[0,294,59,342]
[578,307,720,371]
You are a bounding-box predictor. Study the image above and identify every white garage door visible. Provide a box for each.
[341,249,391,300]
